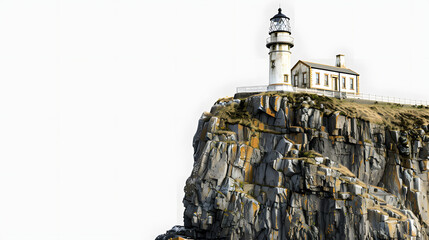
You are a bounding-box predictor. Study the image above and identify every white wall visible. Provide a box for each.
[338,73,358,94]
[309,69,358,94]
[310,68,334,90]
[291,62,310,87]
[268,32,293,86]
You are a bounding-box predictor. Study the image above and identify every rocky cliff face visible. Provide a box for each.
[157,93,429,240]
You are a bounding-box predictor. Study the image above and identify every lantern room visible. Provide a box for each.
[269,8,291,34]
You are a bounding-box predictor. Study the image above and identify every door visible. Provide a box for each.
[333,77,338,91]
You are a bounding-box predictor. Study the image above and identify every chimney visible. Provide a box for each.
[336,54,345,68]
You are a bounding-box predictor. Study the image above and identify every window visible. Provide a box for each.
[350,78,354,89]
[271,60,275,68]
[342,77,346,89]
[324,74,329,86]
[303,73,307,84]
[316,73,320,85]
[294,75,298,86]
[284,74,289,83]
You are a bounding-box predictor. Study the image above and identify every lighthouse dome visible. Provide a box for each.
[269,8,291,34]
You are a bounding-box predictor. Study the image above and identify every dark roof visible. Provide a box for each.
[301,61,359,75]
[270,8,290,20]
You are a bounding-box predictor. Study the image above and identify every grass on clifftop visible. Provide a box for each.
[321,98,429,130]
[294,92,429,130]
[232,92,429,130]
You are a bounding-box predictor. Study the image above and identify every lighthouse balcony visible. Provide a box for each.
[266,35,294,48]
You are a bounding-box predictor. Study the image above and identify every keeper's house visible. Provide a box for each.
[291,54,360,94]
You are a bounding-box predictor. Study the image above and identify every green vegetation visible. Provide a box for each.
[322,99,429,130]
[213,97,281,134]
[271,92,429,130]
[222,92,429,131]
[299,150,323,158]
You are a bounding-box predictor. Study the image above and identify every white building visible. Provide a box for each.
[266,8,294,92]
[264,9,360,94]
[291,55,360,94]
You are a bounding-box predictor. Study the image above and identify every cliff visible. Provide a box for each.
[157,92,429,240]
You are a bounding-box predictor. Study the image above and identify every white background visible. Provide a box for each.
[0,0,428,239]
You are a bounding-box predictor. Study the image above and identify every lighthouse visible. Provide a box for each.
[266,8,294,92]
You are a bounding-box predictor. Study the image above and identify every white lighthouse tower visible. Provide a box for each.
[266,8,294,92]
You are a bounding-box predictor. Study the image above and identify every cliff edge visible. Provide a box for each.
[157,92,429,240]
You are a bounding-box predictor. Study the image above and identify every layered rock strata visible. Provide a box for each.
[157,93,429,240]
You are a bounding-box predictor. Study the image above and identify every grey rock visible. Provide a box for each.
[159,93,429,240]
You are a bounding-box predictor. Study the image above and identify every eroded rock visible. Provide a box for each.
[157,94,429,240]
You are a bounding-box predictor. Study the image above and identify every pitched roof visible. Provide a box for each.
[300,61,359,75]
